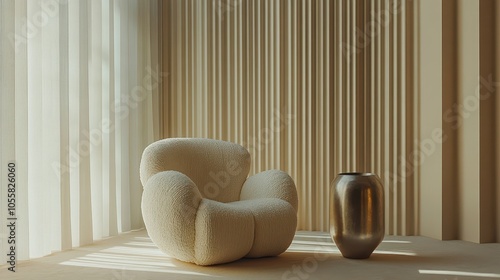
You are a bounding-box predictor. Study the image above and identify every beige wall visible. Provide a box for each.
[160,0,499,243]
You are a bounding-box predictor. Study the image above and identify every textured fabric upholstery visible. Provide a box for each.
[140,138,298,265]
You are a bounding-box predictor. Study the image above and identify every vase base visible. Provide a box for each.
[341,253,373,259]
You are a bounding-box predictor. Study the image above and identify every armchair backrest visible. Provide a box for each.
[140,138,251,203]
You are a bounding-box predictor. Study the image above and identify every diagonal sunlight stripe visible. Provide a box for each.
[419,270,500,278]
[380,240,412,244]
[291,240,337,246]
[373,250,416,256]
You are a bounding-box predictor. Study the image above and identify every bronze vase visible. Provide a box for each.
[330,173,385,259]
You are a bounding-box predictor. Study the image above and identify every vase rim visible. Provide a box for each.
[338,172,376,176]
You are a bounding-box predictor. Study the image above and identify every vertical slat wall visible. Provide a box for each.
[162,0,414,234]
[0,0,162,260]
[417,0,500,243]
[334,0,415,235]
[161,0,499,240]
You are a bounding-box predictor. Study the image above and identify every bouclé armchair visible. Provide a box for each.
[140,138,298,265]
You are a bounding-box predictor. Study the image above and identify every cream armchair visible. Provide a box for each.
[140,138,298,265]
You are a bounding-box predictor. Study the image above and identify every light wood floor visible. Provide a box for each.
[2,229,500,279]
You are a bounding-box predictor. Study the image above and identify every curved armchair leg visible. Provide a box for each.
[236,198,297,258]
[194,199,255,265]
[239,170,299,258]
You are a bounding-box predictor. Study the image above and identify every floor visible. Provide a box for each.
[1,229,500,280]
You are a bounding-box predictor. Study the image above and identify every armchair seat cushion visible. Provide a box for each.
[140,138,298,265]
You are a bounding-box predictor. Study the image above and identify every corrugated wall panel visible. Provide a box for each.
[161,0,499,241]
[161,0,416,233]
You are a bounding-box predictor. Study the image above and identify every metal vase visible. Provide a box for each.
[330,173,385,259]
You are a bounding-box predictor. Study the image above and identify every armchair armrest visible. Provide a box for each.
[142,170,202,263]
[240,170,298,212]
